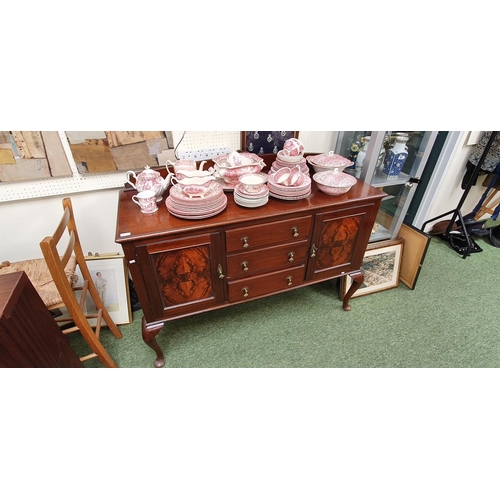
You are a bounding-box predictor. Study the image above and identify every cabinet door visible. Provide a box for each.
[306,204,377,281]
[134,232,225,320]
[335,131,439,242]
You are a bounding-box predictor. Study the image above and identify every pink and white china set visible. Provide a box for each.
[127,139,358,219]
[305,151,358,196]
[233,173,269,208]
[212,151,266,190]
[268,138,311,200]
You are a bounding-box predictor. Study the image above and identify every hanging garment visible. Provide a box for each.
[470,161,500,221]
[461,131,500,188]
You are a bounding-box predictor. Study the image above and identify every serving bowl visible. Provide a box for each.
[306,151,354,174]
[313,170,357,196]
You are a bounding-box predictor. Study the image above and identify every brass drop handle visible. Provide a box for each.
[241,261,249,272]
[242,236,249,248]
[217,263,225,279]
[291,226,299,238]
[242,287,249,298]
[286,276,293,286]
[310,243,317,258]
[288,252,295,262]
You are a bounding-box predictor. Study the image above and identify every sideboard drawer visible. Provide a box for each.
[226,241,308,279]
[225,215,312,253]
[227,265,305,302]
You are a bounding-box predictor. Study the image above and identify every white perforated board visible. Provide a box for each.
[0,131,241,202]
[171,131,240,153]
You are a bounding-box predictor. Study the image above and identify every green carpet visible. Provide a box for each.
[69,234,500,368]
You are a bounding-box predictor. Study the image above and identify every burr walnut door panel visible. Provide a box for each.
[134,232,225,320]
[306,203,378,281]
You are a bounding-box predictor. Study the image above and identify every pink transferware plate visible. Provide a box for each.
[269,189,311,201]
[166,196,227,219]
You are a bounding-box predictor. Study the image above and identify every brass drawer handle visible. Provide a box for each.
[241,236,249,248]
[242,287,249,298]
[291,226,299,238]
[310,243,317,258]
[241,261,249,272]
[217,263,225,279]
[288,251,295,262]
[286,276,293,286]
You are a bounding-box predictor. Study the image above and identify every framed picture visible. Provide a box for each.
[74,254,132,325]
[397,223,431,290]
[340,239,404,299]
[241,132,298,164]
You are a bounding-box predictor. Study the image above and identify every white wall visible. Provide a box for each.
[1,188,123,262]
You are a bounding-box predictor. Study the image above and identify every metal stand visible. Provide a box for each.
[421,132,498,259]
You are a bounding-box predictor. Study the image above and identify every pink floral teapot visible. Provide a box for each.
[125,165,173,202]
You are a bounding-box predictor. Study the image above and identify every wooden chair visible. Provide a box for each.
[38,197,123,367]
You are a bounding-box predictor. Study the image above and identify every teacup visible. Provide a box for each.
[132,190,158,214]
[171,176,215,198]
[282,138,304,156]
[239,173,267,193]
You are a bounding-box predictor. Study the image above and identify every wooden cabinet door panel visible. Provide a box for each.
[307,203,378,280]
[135,232,224,319]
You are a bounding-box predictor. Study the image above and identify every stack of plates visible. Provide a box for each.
[166,182,227,219]
[267,171,312,200]
[233,182,269,208]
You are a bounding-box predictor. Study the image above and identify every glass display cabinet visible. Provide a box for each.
[334,131,439,242]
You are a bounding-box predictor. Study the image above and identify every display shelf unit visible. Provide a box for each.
[335,131,439,243]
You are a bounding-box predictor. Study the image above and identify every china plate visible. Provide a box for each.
[269,190,311,201]
[166,196,227,219]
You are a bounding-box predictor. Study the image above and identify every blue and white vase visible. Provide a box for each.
[382,135,409,179]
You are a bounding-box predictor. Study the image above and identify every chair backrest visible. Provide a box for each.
[39,198,122,367]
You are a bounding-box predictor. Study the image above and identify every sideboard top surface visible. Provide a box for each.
[116,179,385,244]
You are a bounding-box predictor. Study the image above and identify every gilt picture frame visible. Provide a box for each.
[74,254,132,325]
[340,239,404,299]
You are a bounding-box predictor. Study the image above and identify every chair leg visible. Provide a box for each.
[71,308,119,368]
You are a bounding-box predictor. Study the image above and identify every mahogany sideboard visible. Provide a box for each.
[116,178,385,367]
[0,271,84,368]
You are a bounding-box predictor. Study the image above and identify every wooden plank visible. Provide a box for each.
[11,131,46,159]
[41,131,73,177]
[0,158,50,181]
[0,148,16,164]
[105,131,165,148]
[69,140,117,173]
[110,142,159,171]
[0,131,11,143]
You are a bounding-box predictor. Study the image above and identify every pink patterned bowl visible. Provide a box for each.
[306,151,354,173]
[313,171,357,195]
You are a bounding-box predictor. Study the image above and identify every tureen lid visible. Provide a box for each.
[306,152,354,168]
